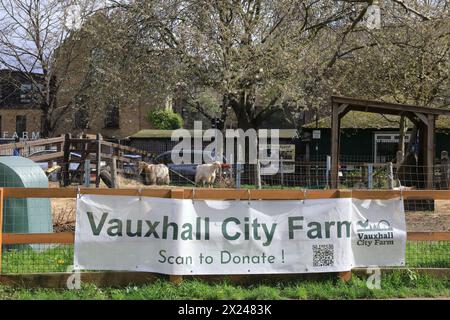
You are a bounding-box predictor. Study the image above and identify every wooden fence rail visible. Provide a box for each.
[3,187,450,200]
[2,231,449,246]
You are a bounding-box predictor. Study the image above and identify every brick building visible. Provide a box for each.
[0,67,164,141]
[0,70,43,141]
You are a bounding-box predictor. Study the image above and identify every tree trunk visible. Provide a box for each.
[41,109,53,138]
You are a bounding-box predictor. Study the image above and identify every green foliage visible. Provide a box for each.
[147,108,183,130]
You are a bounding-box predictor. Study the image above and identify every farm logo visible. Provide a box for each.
[356,219,394,247]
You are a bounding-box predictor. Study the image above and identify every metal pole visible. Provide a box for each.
[236,163,241,189]
[280,157,284,188]
[441,151,449,190]
[111,157,118,189]
[326,155,331,189]
[368,164,373,189]
[84,159,90,187]
[256,160,262,189]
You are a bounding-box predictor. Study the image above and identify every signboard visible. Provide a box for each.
[74,196,406,275]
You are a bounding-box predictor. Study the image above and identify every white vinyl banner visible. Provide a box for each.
[74,196,406,274]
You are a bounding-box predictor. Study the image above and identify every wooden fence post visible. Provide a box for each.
[84,160,91,187]
[111,157,118,189]
[442,151,449,190]
[62,133,71,187]
[338,189,352,282]
[95,134,102,188]
[170,189,184,284]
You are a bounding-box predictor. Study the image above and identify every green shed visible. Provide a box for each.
[0,156,52,234]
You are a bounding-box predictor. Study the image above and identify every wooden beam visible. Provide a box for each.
[338,271,352,282]
[3,232,74,245]
[2,231,449,245]
[62,133,71,187]
[331,102,340,188]
[2,188,172,198]
[337,103,349,118]
[3,187,450,200]
[352,189,450,200]
[407,232,450,241]
[414,112,429,126]
[426,114,435,189]
[0,136,65,152]
[331,96,450,116]
[28,151,64,163]
[184,189,341,200]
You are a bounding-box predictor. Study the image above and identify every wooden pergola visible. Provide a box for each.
[330,96,450,189]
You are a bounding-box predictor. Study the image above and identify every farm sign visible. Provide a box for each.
[74,196,406,274]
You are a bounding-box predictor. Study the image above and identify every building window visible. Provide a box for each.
[104,103,119,129]
[74,108,89,129]
[20,83,32,103]
[16,115,26,137]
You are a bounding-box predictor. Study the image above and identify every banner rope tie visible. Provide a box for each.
[77,186,83,199]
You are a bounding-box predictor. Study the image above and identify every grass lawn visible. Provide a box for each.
[0,271,448,300]
[2,241,448,274]
[1,243,448,300]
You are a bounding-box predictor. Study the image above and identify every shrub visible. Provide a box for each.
[147,108,183,130]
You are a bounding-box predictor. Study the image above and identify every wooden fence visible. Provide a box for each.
[0,187,449,287]
[61,133,148,187]
[0,136,65,162]
[0,135,148,187]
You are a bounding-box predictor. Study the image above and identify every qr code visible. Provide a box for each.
[312,244,334,267]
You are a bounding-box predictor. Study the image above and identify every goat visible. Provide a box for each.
[138,161,156,185]
[195,161,222,187]
[137,161,170,185]
[154,163,170,185]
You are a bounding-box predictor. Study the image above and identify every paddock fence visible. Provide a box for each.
[0,188,449,287]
